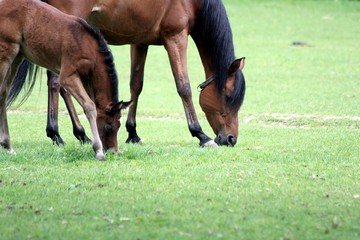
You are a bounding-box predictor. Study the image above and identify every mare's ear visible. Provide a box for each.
[228,57,245,75]
[106,100,133,114]
[225,57,245,95]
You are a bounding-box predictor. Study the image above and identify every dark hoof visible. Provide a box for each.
[52,135,65,146]
[77,135,92,144]
[126,136,141,144]
[74,128,91,144]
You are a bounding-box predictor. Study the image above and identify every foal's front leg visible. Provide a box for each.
[59,74,104,160]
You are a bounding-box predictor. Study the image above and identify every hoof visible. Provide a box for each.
[8,148,16,155]
[52,135,65,146]
[105,149,124,156]
[126,136,142,144]
[202,139,218,148]
[96,151,105,161]
[77,135,92,145]
[116,150,124,156]
[1,144,16,155]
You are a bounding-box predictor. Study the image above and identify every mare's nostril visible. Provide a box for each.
[227,135,236,146]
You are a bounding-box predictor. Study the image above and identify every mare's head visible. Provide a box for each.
[191,0,247,146]
[96,101,132,152]
[199,58,245,146]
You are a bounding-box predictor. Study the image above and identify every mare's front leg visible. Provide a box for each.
[59,73,104,160]
[125,44,148,144]
[163,31,216,147]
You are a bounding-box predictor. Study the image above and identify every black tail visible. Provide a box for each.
[7,60,39,108]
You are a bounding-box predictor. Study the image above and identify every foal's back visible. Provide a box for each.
[0,0,96,74]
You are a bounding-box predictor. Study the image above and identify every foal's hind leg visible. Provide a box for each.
[125,44,148,144]
[0,64,13,152]
[163,31,216,147]
[0,56,23,154]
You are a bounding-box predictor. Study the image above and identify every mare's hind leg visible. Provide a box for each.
[46,70,64,145]
[125,44,148,144]
[163,31,216,147]
[46,70,91,145]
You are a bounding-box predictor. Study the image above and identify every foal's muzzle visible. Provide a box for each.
[215,134,237,146]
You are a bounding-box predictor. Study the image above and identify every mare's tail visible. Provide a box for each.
[7,60,39,107]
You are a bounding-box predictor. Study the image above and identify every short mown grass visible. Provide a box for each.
[1,0,359,239]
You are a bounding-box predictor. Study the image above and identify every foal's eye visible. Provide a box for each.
[225,95,231,102]
[105,124,113,132]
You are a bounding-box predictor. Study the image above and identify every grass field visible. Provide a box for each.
[1,0,359,239]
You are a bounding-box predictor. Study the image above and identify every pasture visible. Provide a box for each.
[1,0,359,239]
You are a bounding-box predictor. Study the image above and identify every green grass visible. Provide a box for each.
[1,0,360,239]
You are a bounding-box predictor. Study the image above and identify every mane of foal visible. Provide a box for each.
[76,18,119,103]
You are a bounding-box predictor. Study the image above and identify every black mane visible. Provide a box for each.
[77,18,119,103]
[191,0,245,112]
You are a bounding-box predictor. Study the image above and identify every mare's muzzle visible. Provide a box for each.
[215,134,237,146]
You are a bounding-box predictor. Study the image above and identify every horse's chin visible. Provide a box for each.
[105,148,123,156]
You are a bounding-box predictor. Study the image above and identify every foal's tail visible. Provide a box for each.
[7,60,39,107]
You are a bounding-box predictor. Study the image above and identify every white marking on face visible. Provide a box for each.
[92,5,101,12]
[117,117,122,139]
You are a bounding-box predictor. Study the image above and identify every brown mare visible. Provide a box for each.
[39,0,246,147]
[0,0,131,160]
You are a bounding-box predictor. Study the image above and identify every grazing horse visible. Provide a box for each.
[38,0,246,147]
[0,0,131,160]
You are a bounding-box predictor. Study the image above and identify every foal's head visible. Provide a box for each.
[76,19,132,154]
[199,58,245,146]
[96,101,132,153]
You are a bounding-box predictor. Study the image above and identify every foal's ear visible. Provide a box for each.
[106,100,133,114]
[119,100,133,110]
[228,57,245,75]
